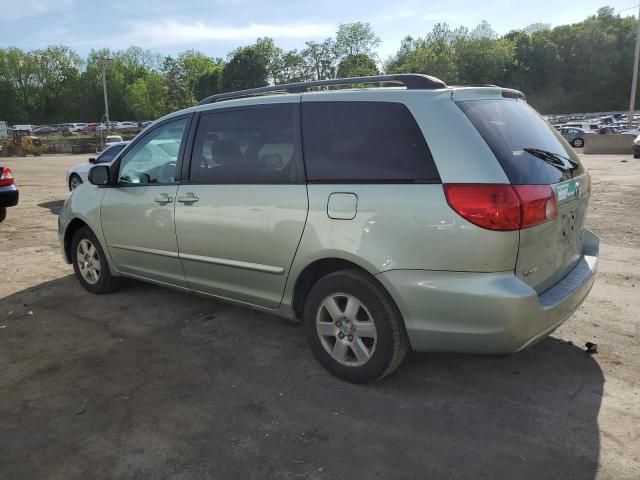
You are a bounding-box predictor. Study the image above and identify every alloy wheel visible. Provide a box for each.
[316,293,378,367]
[76,239,101,285]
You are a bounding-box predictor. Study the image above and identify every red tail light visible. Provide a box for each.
[0,167,14,187]
[443,184,558,231]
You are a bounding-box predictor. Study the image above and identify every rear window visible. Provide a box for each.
[457,99,585,184]
[302,101,440,183]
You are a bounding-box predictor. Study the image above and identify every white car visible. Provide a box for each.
[116,122,138,132]
[67,123,88,133]
[563,123,601,132]
[105,135,124,148]
[66,142,128,190]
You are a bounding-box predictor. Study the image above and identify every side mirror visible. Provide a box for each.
[88,165,110,186]
[88,157,96,164]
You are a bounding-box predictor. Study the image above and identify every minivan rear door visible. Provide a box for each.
[175,101,308,309]
[456,95,590,293]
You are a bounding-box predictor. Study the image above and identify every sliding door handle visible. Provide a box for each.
[177,193,199,204]
[154,194,173,205]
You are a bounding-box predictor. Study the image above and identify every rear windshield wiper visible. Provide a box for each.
[523,148,580,173]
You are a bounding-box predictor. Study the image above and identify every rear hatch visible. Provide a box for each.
[456,94,589,293]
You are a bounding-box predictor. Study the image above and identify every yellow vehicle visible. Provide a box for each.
[0,129,43,157]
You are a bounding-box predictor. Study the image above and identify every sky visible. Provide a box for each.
[0,0,637,61]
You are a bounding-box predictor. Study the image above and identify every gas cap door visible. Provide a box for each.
[327,192,358,220]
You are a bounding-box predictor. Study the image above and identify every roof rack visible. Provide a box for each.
[197,74,447,105]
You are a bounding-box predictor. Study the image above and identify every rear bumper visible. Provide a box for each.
[376,229,599,354]
[0,185,19,208]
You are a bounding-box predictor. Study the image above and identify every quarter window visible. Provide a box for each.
[190,105,299,183]
[118,118,188,185]
[301,101,439,182]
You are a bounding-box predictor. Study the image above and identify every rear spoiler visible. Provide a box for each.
[451,86,526,102]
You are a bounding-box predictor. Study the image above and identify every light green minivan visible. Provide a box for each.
[59,74,598,383]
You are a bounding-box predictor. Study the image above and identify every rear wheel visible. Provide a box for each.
[71,226,122,294]
[572,138,584,148]
[304,269,409,383]
[0,207,6,222]
[33,151,41,156]
[15,146,24,156]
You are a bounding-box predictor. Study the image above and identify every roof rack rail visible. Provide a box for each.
[197,74,447,105]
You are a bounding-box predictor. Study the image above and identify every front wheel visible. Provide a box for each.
[572,138,584,148]
[69,174,82,190]
[71,226,122,294]
[304,269,409,383]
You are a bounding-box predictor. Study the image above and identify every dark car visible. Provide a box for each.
[32,126,58,135]
[0,166,18,222]
[559,127,586,148]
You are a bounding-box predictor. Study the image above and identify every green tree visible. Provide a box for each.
[301,39,338,80]
[335,22,381,58]
[222,45,268,91]
[194,58,225,100]
[336,54,379,78]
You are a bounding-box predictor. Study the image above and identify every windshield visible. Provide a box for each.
[457,99,585,184]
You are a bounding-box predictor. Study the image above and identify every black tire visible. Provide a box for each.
[69,174,83,190]
[71,226,122,294]
[634,154,640,159]
[303,269,409,383]
[572,138,584,148]
[33,151,42,156]
[0,207,6,223]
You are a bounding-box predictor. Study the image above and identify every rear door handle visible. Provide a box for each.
[177,193,199,204]
[154,194,173,205]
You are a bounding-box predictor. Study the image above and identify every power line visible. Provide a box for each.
[617,3,640,13]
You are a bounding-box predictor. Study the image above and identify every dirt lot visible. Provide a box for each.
[1,153,638,480]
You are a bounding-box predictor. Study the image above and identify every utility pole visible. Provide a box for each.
[101,56,111,134]
[628,4,640,129]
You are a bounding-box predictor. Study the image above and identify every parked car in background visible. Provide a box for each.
[559,127,586,148]
[596,126,619,134]
[59,75,598,383]
[32,126,58,135]
[633,135,640,158]
[85,123,98,132]
[0,166,18,222]
[116,122,138,132]
[68,123,87,133]
[66,142,128,190]
[105,135,124,148]
[564,123,600,132]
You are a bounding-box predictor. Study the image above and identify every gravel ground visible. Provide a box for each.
[0,153,638,480]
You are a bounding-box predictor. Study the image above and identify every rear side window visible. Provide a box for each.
[302,101,440,182]
[190,104,299,184]
[457,99,585,185]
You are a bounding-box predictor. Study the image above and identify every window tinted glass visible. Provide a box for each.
[190,105,298,183]
[302,101,439,182]
[457,99,584,184]
[97,144,125,163]
[118,118,187,185]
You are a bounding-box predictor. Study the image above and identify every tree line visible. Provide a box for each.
[0,7,636,124]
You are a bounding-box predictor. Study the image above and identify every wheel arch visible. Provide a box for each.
[68,172,83,190]
[63,218,90,263]
[290,257,404,325]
